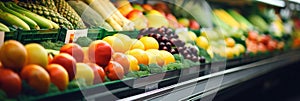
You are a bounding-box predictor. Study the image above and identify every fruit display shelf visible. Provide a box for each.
[17,48,296,101]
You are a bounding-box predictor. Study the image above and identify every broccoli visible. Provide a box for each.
[125,71,150,78]
[40,40,65,50]
[163,61,183,71]
[148,64,164,74]
[139,64,149,71]
[125,71,139,78]
[75,37,93,47]
[173,54,184,62]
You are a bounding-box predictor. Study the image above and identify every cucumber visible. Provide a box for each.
[0,2,39,30]
[5,2,53,29]
[0,22,10,32]
[0,9,30,30]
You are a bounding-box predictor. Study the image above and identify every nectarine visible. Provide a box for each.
[50,53,77,81]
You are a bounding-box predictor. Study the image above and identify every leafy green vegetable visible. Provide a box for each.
[139,64,149,71]
[148,64,164,74]
[40,40,65,50]
[163,61,183,71]
[75,37,93,47]
[125,71,150,78]
[173,54,184,62]
[197,47,211,62]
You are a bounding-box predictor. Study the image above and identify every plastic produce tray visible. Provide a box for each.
[103,30,140,39]
[4,30,18,41]
[17,29,59,44]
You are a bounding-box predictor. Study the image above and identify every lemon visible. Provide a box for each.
[114,33,132,51]
[196,36,209,49]
[225,37,236,47]
[225,47,234,59]
[102,36,126,53]
[139,37,159,50]
[235,44,246,54]
[126,49,149,65]
[159,50,175,65]
[126,55,140,72]
[188,31,197,41]
[130,39,145,50]
[207,47,214,58]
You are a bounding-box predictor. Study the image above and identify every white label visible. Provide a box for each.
[145,83,158,92]
[0,32,4,47]
[64,29,88,44]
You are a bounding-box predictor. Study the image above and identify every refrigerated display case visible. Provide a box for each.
[1,0,300,101]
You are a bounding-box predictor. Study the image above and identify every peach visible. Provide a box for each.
[86,63,106,84]
[60,43,84,62]
[88,40,113,67]
[46,64,69,91]
[112,52,130,73]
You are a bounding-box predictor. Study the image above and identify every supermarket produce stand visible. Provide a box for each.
[28,49,300,101]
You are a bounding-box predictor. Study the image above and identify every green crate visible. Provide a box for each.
[17,29,59,44]
[4,30,18,41]
[103,30,140,39]
[58,28,104,42]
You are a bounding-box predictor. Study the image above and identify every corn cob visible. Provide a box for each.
[18,2,74,29]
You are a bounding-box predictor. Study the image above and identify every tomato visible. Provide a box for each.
[105,61,124,80]
[267,40,278,51]
[0,68,22,97]
[87,63,106,84]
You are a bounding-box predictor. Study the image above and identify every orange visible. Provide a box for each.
[225,37,236,47]
[159,50,175,65]
[102,36,126,53]
[126,49,149,65]
[46,64,69,91]
[130,39,145,50]
[0,40,27,72]
[126,55,140,72]
[21,64,50,94]
[139,37,159,50]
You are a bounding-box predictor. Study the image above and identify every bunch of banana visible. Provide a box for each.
[18,2,74,29]
[53,0,86,29]
[0,22,10,32]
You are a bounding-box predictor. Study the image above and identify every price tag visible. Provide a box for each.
[0,32,4,47]
[145,83,158,92]
[64,29,88,44]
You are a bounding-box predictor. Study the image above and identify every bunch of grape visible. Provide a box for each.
[138,27,205,63]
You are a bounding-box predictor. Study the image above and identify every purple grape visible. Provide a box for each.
[199,56,206,63]
[162,46,169,51]
[148,33,155,37]
[170,48,178,54]
[166,42,172,48]
[161,36,168,42]
[191,55,198,62]
[185,54,192,60]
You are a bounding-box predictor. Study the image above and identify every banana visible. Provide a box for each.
[0,22,10,32]
[0,9,30,30]
[5,2,53,29]
[50,20,59,29]
[0,2,40,30]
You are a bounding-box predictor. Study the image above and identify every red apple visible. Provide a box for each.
[267,40,278,51]
[189,19,200,30]
[50,53,76,81]
[126,9,144,20]
[258,35,271,45]
[248,31,259,41]
[86,63,106,84]
[257,43,267,52]
[88,40,113,67]
[0,68,21,97]
[60,43,84,62]
[153,2,170,14]
[142,4,153,12]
